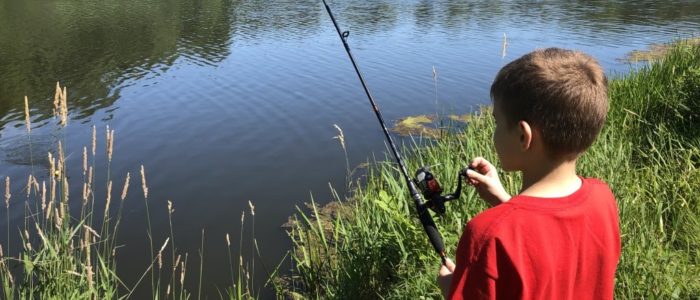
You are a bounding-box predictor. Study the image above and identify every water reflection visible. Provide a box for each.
[1,0,698,130]
[0,0,236,130]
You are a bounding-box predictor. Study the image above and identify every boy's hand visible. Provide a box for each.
[437,257,456,299]
[465,157,511,206]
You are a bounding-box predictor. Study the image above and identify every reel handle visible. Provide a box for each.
[415,166,472,215]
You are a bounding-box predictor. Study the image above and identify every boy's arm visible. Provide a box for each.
[465,157,511,206]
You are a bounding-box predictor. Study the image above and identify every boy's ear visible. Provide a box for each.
[518,120,533,151]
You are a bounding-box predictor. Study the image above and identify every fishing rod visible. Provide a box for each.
[321,0,468,265]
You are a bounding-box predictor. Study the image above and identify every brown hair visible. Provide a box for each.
[490,48,608,158]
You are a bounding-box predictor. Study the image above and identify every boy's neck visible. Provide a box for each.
[519,158,581,198]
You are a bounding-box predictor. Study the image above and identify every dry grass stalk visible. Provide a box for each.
[5,176,10,208]
[226,233,231,247]
[166,284,171,297]
[57,142,64,177]
[83,225,100,239]
[48,152,55,179]
[53,82,61,117]
[174,254,181,273]
[332,124,346,151]
[33,222,48,245]
[86,166,93,201]
[248,200,255,216]
[180,258,186,285]
[156,237,170,271]
[0,245,14,287]
[49,177,56,212]
[241,211,245,224]
[91,125,96,156]
[61,179,69,218]
[140,165,148,199]
[167,200,174,215]
[83,226,93,284]
[41,181,46,213]
[26,175,32,198]
[106,128,114,162]
[60,86,68,126]
[82,182,88,205]
[83,146,87,175]
[46,188,54,221]
[54,208,62,229]
[32,177,39,195]
[104,181,112,217]
[121,173,130,201]
[86,263,94,290]
[24,96,31,133]
[23,229,32,250]
[62,176,69,201]
[53,81,61,117]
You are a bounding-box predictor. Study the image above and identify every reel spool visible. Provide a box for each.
[414,166,467,215]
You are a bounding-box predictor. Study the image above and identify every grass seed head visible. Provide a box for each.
[24,96,31,133]
[83,146,87,175]
[53,82,61,117]
[91,125,96,156]
[105,181,112,217]
[5,176,10,208]
[140,165,148,199]
[121,173,130,201]
[332,124,346,151]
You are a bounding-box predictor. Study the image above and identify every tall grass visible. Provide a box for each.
[287,42,700,299]
[0,83,274,299]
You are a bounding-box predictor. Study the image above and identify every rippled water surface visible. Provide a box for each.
[0,0,698,297]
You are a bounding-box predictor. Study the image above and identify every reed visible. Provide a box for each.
[287,41,700,299]
[0,83,275,299]
[332,124,351,189]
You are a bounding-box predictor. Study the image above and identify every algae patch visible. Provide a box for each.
[392,114,473,138]
[624,37,700,62]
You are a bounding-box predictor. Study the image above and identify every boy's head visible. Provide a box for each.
[490,48,608,170]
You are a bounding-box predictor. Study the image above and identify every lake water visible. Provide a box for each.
[0,0,698,297]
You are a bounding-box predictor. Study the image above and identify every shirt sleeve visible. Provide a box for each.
[447,220,499,300]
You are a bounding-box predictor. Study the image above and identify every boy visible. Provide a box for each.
[437,48,620,299]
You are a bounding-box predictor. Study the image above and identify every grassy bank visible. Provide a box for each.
[288,42,700,299]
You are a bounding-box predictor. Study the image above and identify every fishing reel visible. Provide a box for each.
[414,166,467,216]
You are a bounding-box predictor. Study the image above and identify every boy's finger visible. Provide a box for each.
[444,257,456,271]
[439,265,453,276]
[466,169,488,183]
[470,157,486,168]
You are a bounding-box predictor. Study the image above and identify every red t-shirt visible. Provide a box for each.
[448,177,620,299]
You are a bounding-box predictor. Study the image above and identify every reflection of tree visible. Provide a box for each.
[0,0,238,130]
[0,0,697,130]
[340,1,398,35]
